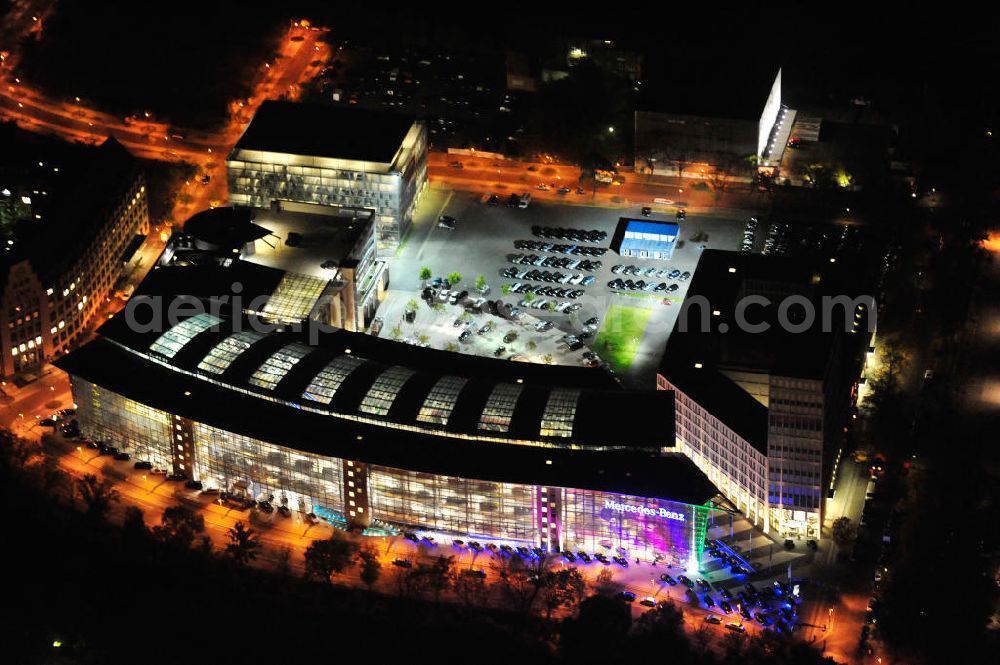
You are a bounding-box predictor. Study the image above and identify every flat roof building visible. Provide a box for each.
[159,203,386,332]
[657,250,873,540]
[0,126,149,377]
[611,219,679,260]
[227,101,428,256]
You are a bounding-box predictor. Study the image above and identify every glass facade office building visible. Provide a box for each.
[71,377,715,566]
[227,101,428,255]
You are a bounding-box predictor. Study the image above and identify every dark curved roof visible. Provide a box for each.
[56,331,718,506]
[182,207,271,248]
[91,312,670,450]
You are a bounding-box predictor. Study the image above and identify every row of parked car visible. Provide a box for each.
[609,278,679,293]
[612,264,690,280]
[531,226,607,243]
[508,253,603,271]
[510,282,587,299]
[507,266,596,285]
[515,239,608,256]
[741,217,759,252]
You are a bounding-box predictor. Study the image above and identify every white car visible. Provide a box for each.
[555,302,573,313]
[569,274,585,285]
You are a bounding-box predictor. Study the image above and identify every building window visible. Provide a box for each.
[197,331,264,374]
[249,342,313,390]
[149,314,222,359]
[539,388,580,438]
[358,366,415,416]
[479,383,523,432]
[416,375,467,425]
[301,354,365,404]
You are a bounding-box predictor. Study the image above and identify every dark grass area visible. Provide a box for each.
[16,1,291,129]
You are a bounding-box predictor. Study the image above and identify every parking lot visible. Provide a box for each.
[383,188,749,387]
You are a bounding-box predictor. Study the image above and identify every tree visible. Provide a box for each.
[153,505,205,550]
[225,520,261,566]
[405,298,419,313]
[121,506,149,544]
[419,266,432,282]
[501,284,512,296]
[447,271,462,286]
[524,291,535,303]
[303,533,359,583]
[417,334,430,346]
[540,567,586,619]
[445,342,459,352]
[491,553,546,614]
[527,340,537,351]
[475,274,487,291]
[357,548,382,591]
[542,354,554,365]
[390,324,403,341]
[75,473,118,520]
[560,594,632,663]
[831,516,857,549]
[423,555,455,602]
[454,569,488,607]
[592,567,618,595]
[630,600,691,660]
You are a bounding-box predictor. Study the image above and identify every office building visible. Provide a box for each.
[657,250,872,539]
[227,101,427,256]
[56,303,724,565]
[0,128,149,376]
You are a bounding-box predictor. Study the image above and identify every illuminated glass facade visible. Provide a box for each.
[540,388,580,438]
[260,272,330,324]
[197,331,265,374]
[68,375,716,563]
[300,354,365,404]
[358,365,415,416]
[416,375,467,425]
[149,313,222,359]
[479,384,522,432]
[249,342,313,390]
[227,119,428,255]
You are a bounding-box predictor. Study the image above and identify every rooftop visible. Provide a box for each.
[658,249,873,451]
[55,321,718,504]
[613,218,679,257]
[182,207,272,250]
[231,100,416,164]
[0,124,140,285]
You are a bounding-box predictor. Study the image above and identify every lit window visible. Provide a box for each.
[249,342,312,390]
[197,331,264,374]
[416,375,467,425]
[359,366,415,416]
[479,383,523,432]
[149,314,222,359]
[259,272,330,324]
[539,388,579,438]
[301,354,364,404]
